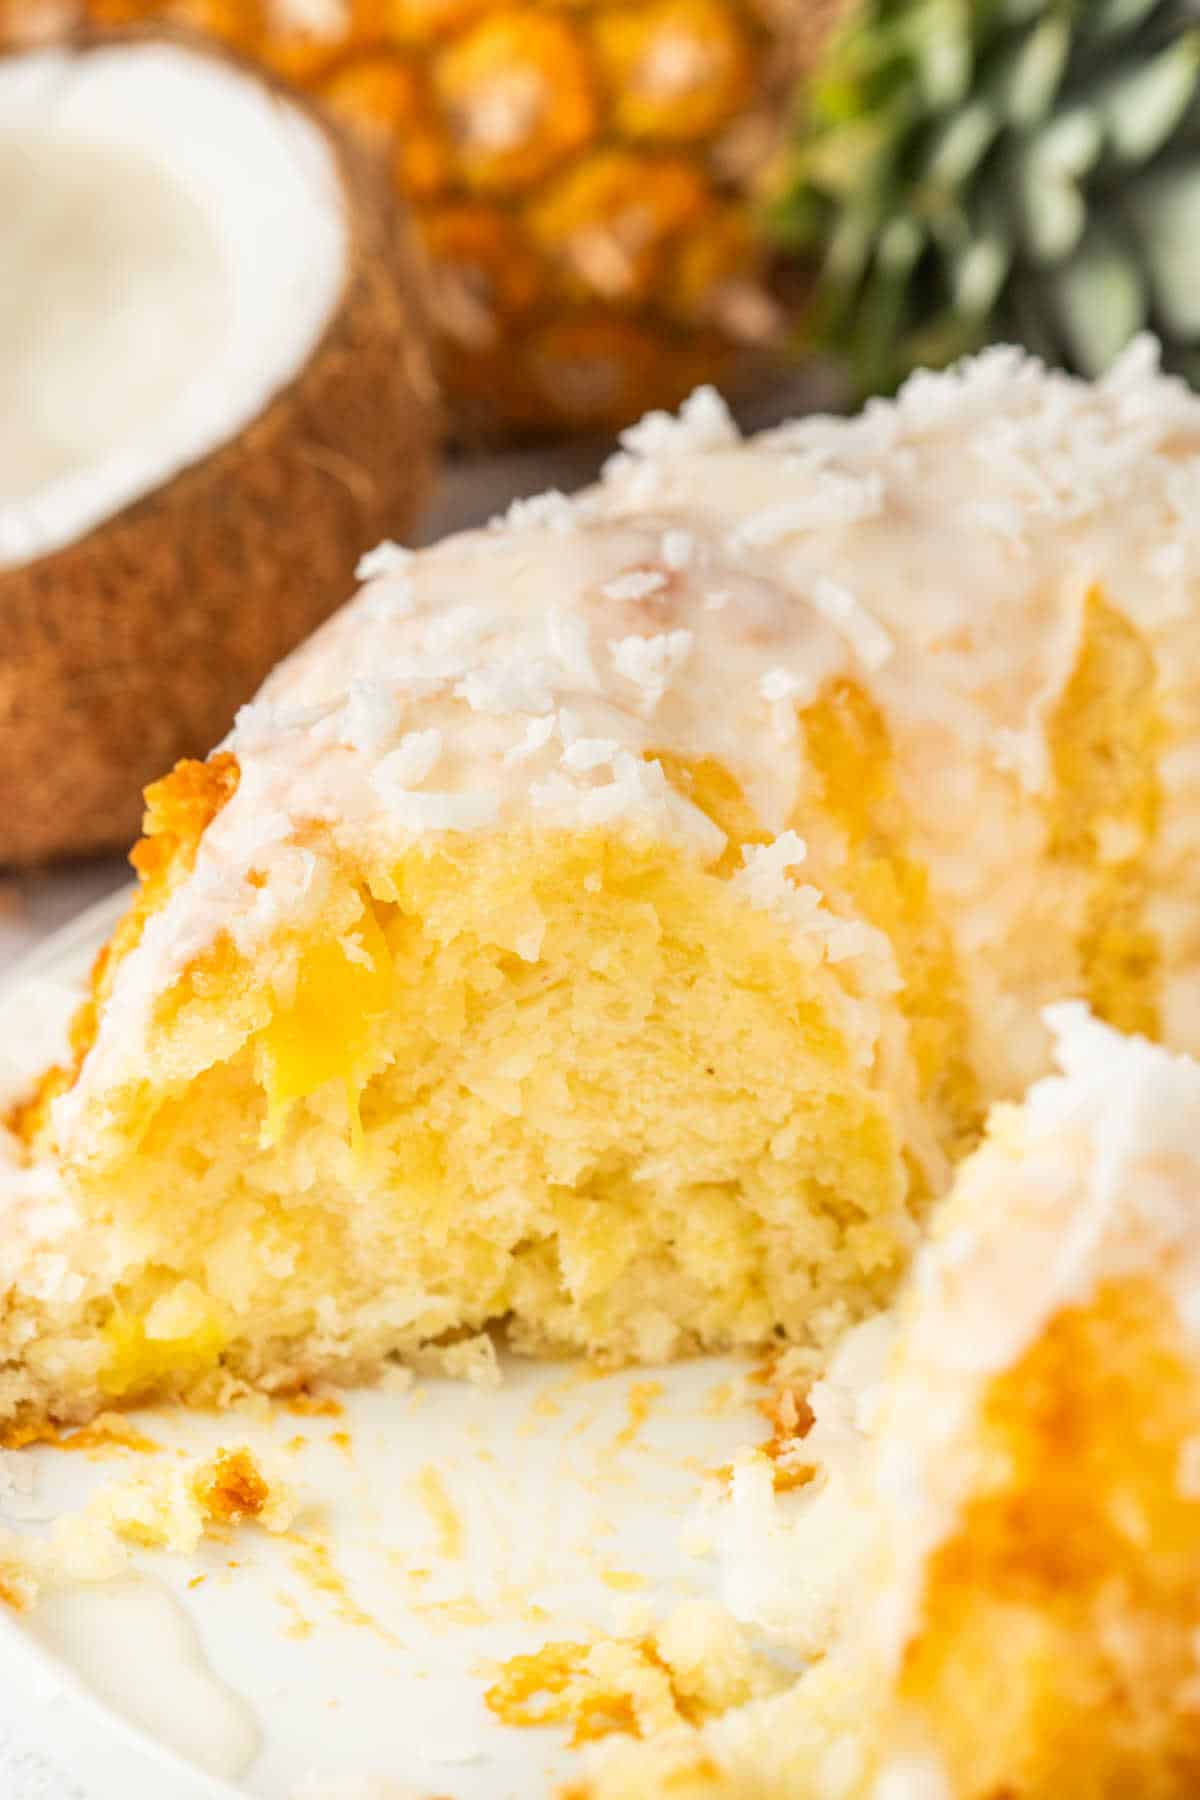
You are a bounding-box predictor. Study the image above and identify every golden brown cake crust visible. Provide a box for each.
[6,750,240,1147]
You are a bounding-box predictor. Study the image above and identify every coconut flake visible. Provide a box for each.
[562,736,621,773]
[545,606,600,690]
[610,629,693,713]
[422,604,490,659]
[497,488,579,535]
[356,539,412,582]
[371,729,443,800]
[456,659,555,716]
[338,929,374,969]
[338,679,403,755]
[730,473,885,549]
[1101,330,1163,397]
[807,575,894,671]
[362,574,416,622]
[503,714,557,765]
[619,384,740,458]
[531,749,724,859]
[733,829,807,898]
[601,569,669,602]
[760,667,806,704]
[732,833,893,972]
[661,528,694,570]
[231,695,341,752]
[967,499,1029,544]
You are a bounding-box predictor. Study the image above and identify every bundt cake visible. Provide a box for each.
[4,338,1200,1428]
[582,1007,1200,1798]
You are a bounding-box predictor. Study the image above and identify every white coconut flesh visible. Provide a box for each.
[0,42,349,569]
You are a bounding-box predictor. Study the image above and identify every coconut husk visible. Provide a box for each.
[0,29,440,865]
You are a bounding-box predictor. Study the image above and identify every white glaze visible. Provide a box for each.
[27,1579,258,1780]
[39,342,1200,1144]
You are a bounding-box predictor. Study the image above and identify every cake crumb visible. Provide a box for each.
[484,1600,783,1747]
[61,1415,161,1456]
[614,1381,664,1451]
[0,1445,295,1610]
[192,1447,271,1526]
[283,1392,344,1419]
[288,1535,395,1640]
[415,1465,465,1560]
[0,1413,159,1456]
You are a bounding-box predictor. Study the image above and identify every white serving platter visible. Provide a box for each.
[0,890,765,1800]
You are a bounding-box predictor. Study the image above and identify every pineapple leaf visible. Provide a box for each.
[923,97,1001,184]
[772,0,1200,393]
[1124,159,1200,335]
[951,229,1014,313]
[1096,31,1200,163]
[1000,14,1072,125]
[1013,142,1089,260]
[1086,0,1171,36]
[1048,223,1148,372]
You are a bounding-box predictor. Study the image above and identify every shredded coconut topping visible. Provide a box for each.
[661,528,694,570]
[545,606,599,691]
[495,488,580,535]
[730,473,885,549]
[601,569,669,602]
[610,629,694,713]
[455,659,555,717]
[807,575,894,671]
[562,736,621,773]
[362,574,415,623]
[618,384,739,458]
[532,748,724,859]
[733,834,898,979]
[760,667,806,704]
[371,729,442,799]
[502,714,557,766]
[338,680,403,755]
[355,539,412,582]
[58,342,1200,1121]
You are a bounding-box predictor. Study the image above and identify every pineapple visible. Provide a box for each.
[771,0,1200,396]
[32,0,820,435]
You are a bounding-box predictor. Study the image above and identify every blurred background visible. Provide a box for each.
[3,0,1198,956]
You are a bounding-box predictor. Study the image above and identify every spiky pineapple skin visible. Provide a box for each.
[28,0,811,436]
[772,0,1200,398]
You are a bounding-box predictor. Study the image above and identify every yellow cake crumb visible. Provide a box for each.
[486,1601,785,1748]
[0,1445,295,1612]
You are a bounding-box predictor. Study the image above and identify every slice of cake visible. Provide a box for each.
[5,340,1200,1427]
[583,1006,1200,1798]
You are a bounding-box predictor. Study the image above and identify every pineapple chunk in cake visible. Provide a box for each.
[6,345,1200,1427]
[582,1007,1200,1798]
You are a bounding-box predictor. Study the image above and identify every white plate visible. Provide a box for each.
[0,892,764,1800]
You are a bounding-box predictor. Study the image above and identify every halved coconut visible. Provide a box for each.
[0,31,439,864]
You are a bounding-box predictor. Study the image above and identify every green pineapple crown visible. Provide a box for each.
[772,0,1200,395]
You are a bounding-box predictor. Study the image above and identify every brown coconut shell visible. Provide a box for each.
[0,28,440,866]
